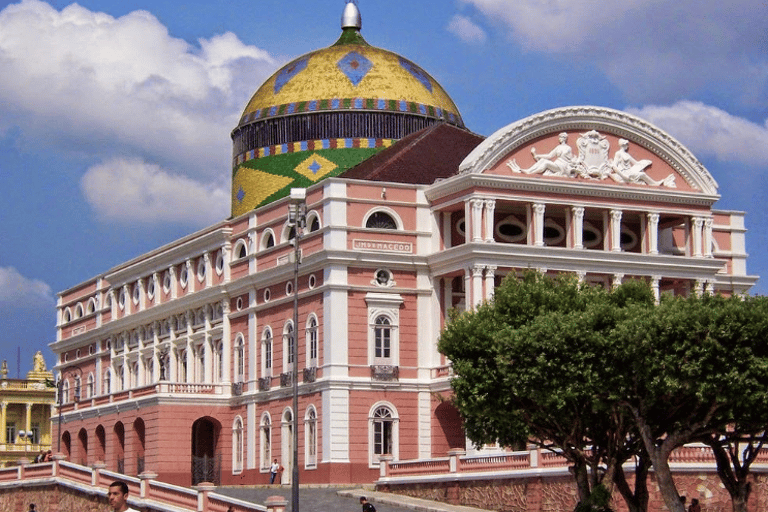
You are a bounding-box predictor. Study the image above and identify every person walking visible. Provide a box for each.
[270,459,280,485]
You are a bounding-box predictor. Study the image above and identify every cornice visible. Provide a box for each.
[427,172,719,208]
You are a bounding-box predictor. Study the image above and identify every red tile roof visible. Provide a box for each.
[339,123,485,184]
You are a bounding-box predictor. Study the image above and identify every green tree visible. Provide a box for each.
[617,293,768,512]
[439,272,653,510]
[440,272,768,512]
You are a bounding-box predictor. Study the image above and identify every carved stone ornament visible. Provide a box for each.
[575,130,611,179]
[506,130,675,188]
[457,106,717,195]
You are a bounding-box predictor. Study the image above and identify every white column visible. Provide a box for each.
[222,243,232,282]
[612,273,624,289]
[186,259,195,293]
[443,278,452,322]
[169,266,178,299]
[109,290,117,319]
[576,271,587,283]
[610,209,623,252]
[484,200,496,242]
[204,251,213,287]
[703,217,713,258]
[484,266,496,301]
[471,199,484,243]
[572,207,585,249]
[472,266,484,308]
[122,285,131,315]
[651,276,661,303]
[137,278,146,311]
[152,273,160,306]
[692,217,704,257]
[442,212,452,250]
[463,268,472,312]
[647,213,660,255]
[533,203,546,247]
[694,279,705,297]
[706,280,715,295]
[222,300,232,384]
[463,200,471,245]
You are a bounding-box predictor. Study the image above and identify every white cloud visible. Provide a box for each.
[0,0,278,177]
[627,101,768,166]
[459,0,768,105]
[81,157,230,225]
[0,267,54,309]
[447,15,487,44]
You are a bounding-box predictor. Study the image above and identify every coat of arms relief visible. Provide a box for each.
[506,130,676,188]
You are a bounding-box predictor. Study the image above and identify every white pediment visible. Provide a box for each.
[459,106,718,197]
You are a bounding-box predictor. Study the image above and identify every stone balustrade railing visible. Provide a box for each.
[378,444,768,483]
[2,455,271,512]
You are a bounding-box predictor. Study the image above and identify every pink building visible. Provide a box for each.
[51,2,756,488]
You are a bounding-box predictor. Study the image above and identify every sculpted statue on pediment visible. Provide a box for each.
[506,131,675,188]
[608,139,676,187]
[507,132,576,177]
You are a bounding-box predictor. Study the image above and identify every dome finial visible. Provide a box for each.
[341,0,362,31]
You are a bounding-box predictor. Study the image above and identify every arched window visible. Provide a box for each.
[306,211,321,233]
[233,417,244,473]
[103,369,112,395]
[365,211,397,230]
[260,413,272,470]
[262,328,273,377]
[234,239,248,259]
[306,316,318,367]
[61,380,70,404]
[86,373,94,399]
[261,230,275,250]
[213,340,224,383]
[283,322,295,369]
[369,403,399,466]
[305,406,317,468]
[234,335,245,383]
[74,376,81,401]
[374,316,391,363]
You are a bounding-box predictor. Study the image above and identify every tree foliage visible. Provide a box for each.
[439,271,768,512]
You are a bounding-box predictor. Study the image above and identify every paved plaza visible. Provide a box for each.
[215,486,490,512]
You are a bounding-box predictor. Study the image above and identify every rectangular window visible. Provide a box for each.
[6,423,16,443]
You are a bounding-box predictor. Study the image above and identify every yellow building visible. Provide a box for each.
[0,351,55,466]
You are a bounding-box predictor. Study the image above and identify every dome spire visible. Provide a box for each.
[341,0,362,31]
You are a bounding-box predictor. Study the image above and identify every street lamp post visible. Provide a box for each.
[288,188,306,512]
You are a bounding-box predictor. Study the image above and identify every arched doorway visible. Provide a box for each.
[133,418,145,475]
[114,422,125,474]
[191,417,221,485]
[77,428,88,465]
[281,409,293,485]
[95,425,106,463]
[61,431,71,460]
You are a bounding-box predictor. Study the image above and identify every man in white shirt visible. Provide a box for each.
[108,480,139,512]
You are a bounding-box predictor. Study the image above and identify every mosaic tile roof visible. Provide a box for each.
[239,30,463,128]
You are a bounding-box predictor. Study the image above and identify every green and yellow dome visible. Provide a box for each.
[230,1,466,217]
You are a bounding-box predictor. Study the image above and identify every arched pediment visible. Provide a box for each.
[459,106,718,197]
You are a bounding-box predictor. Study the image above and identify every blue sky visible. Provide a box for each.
[1,0,767,375]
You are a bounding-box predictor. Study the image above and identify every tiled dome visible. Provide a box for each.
[230,1,466,217]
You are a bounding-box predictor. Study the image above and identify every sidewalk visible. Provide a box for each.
[215,485,492,512]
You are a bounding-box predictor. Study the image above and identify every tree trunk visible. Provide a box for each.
[613,455,650,512]
[572,460,591,504]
